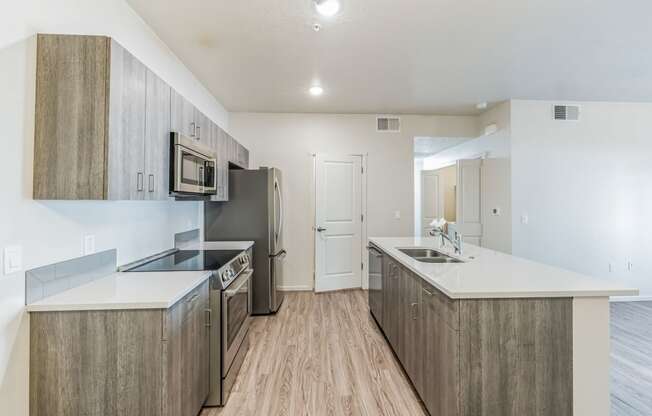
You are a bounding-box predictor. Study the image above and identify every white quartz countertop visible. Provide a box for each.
[176,240,254,251]
[26,270,212,312]
[369,237,638,299]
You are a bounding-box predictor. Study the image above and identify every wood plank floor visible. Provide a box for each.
[611,301,652,416]
[201,290,426,416]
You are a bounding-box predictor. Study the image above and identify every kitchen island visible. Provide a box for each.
[368,237,638,416]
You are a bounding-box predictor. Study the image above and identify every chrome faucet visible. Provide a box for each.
[429,226,462,255]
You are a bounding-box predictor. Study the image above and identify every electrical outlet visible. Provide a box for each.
[3,245,23,275]
[394,210,401,220]
[83,235,96,255]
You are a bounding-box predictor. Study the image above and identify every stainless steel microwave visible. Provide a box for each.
[170,132,217,196]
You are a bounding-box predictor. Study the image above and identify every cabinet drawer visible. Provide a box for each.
[421,281,459,330]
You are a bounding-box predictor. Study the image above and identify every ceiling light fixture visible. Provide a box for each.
[476,101,488,110]
[314,0,340,17]
[309,86,324,96]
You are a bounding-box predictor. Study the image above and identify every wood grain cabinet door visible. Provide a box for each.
[209,124,230,201]
[106,39,147,200]
[194,109,212,147]
[385,260,401,352]
[402,271,424,396]
[33,34,110,200]
[164,281,210,416]
[422,282,460,416]
[144,70,171,200]
[171,89,196,138]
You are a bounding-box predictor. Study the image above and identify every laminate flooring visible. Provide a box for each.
[201,290,426,416]
[611,301,652,416]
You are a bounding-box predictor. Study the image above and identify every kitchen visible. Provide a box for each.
[2,1,652,416]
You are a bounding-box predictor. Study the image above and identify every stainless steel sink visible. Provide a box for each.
[398,248,464,263]
[415,257,463,264]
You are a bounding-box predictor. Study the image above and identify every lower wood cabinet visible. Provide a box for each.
[29,281,210,416]
[373,249,573,416]
[421,281,459,416]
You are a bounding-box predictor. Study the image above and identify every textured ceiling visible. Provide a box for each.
[128,0,652,115]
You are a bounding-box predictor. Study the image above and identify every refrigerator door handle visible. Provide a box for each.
[269,249,287,259]
[274,178,284,244]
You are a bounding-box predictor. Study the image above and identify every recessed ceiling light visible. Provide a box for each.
[476,101,488,110]
[314,0,340,17]
[309,86,324,96]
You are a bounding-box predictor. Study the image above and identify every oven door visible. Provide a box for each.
[221,268,252,375]
[173,144,217,195]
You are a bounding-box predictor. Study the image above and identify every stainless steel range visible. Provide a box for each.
[123,247,253,407]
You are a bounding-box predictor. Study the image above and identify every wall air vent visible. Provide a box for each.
[553,105,580,121]
[376,116,401,132]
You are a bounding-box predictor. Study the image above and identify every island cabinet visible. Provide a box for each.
[29,281,210,416]
[373,249,573,416]
[33,33,250,201]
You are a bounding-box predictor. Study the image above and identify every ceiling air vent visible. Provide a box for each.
[376,116,401,132]
[553,105,580,121]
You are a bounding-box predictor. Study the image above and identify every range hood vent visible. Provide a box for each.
[553,105,580,121]
[377,116,401,132]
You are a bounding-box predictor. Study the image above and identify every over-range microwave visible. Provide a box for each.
[169,132,217,197]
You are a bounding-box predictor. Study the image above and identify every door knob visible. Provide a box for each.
[316,226,327,232]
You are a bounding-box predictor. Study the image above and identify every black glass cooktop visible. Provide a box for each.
[126,250,242,272]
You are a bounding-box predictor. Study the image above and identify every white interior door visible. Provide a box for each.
[421,170,444,237]
[456,159,483,245]
[315,154,362,292]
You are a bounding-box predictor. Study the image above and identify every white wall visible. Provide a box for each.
[0,1,229,414]
[229,113,478,290]
[481,158,512,253]
[511,100,652,296]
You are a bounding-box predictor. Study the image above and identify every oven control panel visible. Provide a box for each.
[220,252,251,285]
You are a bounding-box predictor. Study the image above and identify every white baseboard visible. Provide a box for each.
[610,296,652,302]
[278,285,313,292]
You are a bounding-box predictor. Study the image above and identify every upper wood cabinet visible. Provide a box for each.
[170,90,213,146]
[34,35,168,200]
[144,70,172,200]
[33,34,250,201]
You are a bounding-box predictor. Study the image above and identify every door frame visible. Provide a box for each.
[311,153,368,291]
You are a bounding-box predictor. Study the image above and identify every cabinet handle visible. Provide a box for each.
[205,309,212,327]
[136,172,144,191]
[148,174,154,192]
[190,122,196,137]
[411,302,419,320]
[422,288,433,297]
[196,125,201,140]
[186,293,199,304]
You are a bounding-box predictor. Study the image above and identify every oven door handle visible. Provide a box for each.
[224,269,253,298]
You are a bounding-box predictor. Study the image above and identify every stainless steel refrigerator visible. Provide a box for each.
[204,167,285,314]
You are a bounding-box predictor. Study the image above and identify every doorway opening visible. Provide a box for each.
[413,135,511,254]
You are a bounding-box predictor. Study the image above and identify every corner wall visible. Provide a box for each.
[0,1,229,414]
[511,99,651,296]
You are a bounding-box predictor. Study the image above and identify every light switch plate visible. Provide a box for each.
[83,235,96,255]
[3,245,23,275]
[520,214,529,225]
[394,210,401,220]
